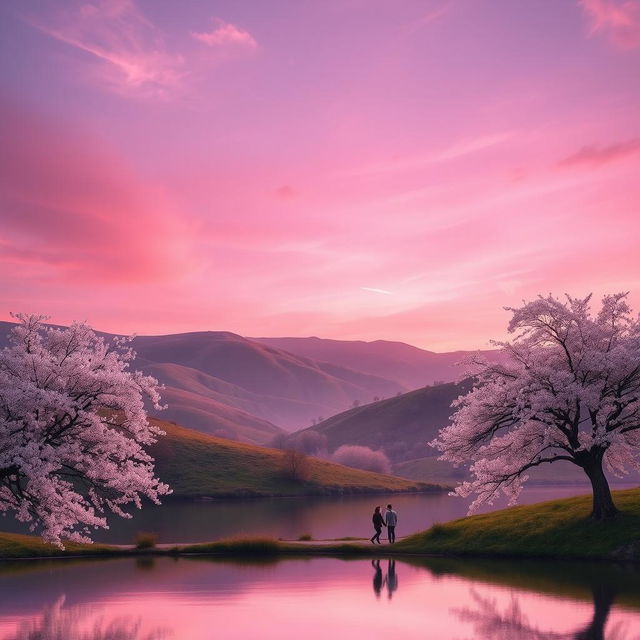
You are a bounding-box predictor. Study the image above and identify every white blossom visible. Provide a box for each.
[0,314,171,547]
[430,293,640,518]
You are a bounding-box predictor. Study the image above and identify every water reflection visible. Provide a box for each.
[0,556,637,639]
[454,585,631,640]
[2,596,169,640]
[423,557,640,640]
[372,559,384,598]
[387,559,398,600]
[371,559,399,600]
[0,486,605,544]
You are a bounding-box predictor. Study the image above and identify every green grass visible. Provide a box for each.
[396,487,640,560]
[0,532,117,558]
[149,418,437,497]
[178,536,281,555]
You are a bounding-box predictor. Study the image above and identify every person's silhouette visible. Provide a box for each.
[386,559,398,600]
[372,559,384,598]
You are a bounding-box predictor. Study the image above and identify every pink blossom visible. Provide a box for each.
[430,293,640,519]
[0,314,171,547]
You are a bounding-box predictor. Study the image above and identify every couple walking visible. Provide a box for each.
[371,504,397,544]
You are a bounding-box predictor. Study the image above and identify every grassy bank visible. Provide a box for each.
[395,487,640,561]
[149,419,437,497]
[1,488,638,561]
[0,532,117,559]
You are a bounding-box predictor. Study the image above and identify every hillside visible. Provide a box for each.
[132,331,403,418]
[0,322,405,437]
[397,488,640,561]
[253,336,502,388]
[148,418,435,497]
[295,381,468,462]
[295,382,640,485]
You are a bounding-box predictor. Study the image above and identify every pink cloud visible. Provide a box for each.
[26,0,186,98]
[192,19,257,50]
[0,100,193,283]
[274,185,298,200]
[580,0,640,49]
[559,138,640,167]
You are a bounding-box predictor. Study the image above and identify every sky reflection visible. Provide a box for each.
[0,557,638,639]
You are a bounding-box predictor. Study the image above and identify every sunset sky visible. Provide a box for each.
[1,0,639,350]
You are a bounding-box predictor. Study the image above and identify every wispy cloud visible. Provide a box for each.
[27,0,185,98]
[559,138,640,167]
[361,287,393,295]
[25,1,258,99]
[350,132,513,177]
[192,19,257,50]
[579,0,640,49]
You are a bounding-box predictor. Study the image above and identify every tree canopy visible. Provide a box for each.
[431,293,640,519]
[0,315,171,546]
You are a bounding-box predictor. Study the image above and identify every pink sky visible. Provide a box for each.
[1,0,639,350]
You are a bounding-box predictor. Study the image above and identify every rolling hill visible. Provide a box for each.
[295,382,640,486]
[0,322,406,439]
[252,336,502,388]
[294,381,469,462]
[148,418,434,497]
[130,331,405,431]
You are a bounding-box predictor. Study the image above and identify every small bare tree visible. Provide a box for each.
[280,449,311,481]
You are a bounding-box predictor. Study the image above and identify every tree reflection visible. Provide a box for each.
[3,596,169,640]
[454,585,634,640]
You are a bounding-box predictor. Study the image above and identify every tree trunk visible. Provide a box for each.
[584,457,618,521]
[574,584,616,640]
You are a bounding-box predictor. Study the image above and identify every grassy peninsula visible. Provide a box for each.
[395,487,640,561]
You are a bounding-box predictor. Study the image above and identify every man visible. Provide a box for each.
[385,504,398,543]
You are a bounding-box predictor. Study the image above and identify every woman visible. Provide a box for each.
[371,505,386,544]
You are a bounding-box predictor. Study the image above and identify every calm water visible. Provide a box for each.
[0,485,625,544]
[0,555,638,639]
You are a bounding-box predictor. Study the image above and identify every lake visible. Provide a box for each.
[0,555,638,639]
[0,485,611,544]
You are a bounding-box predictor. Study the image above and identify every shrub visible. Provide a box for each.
[182,537,280,555]
[135,532,158,549]
[331,445,391,474]
[298,533,313,541]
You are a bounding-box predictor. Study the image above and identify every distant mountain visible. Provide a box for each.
[0,323,405,437]
[252,336,501,388]
[294,381,470,462]
[129,331,404,430]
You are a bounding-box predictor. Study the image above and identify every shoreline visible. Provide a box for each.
[0,532,638,565]
[1,538,639,565]
[1,487,638,564]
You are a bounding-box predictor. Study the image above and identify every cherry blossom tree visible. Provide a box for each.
[0,314,171,546]
[430,293,640,520]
